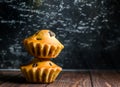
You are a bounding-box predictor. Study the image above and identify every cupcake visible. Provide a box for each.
[21,29,64,83]
[23,30,64,58]
[20,58,62,83]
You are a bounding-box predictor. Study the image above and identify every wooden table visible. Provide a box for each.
[0,70,120,87]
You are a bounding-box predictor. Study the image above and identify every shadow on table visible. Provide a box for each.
[0,72,27,84]
[0,72,50,86]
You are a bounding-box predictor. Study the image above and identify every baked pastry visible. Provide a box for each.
[20,58,62,83]
[23,30,64,58]
[21,29,64,83]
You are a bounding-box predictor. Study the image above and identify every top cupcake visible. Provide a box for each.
[23,29,64,58]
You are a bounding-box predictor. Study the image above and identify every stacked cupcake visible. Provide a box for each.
[20,30,64,83]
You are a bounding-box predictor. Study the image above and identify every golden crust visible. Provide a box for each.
[21,29,64,83]
[23,29,64,58]
[20,59,62,83]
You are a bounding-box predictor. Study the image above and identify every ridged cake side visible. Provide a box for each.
[24,40,64,58]
[20,60,62,83]
[21,68,61,83]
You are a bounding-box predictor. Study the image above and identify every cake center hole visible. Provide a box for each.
[32,63,38,67]
[36,37,42,40]
[49,31,55,37]
[49,63,52,66]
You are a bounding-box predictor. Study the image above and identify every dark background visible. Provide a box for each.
[0,0,120,70]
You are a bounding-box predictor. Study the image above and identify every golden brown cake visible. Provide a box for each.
[21,29,64,83]
[23,30,64,58]
[20,58,62,83]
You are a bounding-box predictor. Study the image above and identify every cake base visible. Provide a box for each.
[20,58,62,83]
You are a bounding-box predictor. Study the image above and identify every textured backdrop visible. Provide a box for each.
[0,0,120,69]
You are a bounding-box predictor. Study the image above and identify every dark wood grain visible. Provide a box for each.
[0,71,92,87]
[0,71,47,87]
[1,71,120,87]
[91,71,120,87]
[46,71,92,87]
[0,71,21,84]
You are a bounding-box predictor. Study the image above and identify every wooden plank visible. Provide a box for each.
[0,71,20,84]
[1,71,120,87]
[46,71,92,87]
[0,71,92,87]
[91,71,120,87]
[0,71,47,87]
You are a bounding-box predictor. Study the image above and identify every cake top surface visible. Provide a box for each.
[21,58,62,70]
[24,29,64,47]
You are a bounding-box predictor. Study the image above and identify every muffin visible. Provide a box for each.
[23,30,64,58]
[20,58,62,83]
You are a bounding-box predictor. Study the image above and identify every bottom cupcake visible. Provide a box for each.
[20,58,62,83]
